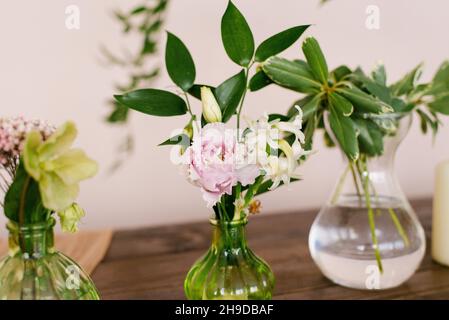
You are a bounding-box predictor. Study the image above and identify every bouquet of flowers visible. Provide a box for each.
[0,118,97,231]
[114,1,310,223]
[114,1,311,299]
[0,118,100,300]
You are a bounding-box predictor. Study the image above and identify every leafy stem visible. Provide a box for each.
[236,61,254,138]
[358,159,383,273]
[18,175,31,227]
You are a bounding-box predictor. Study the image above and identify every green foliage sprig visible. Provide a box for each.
[115,1,310,142]
[258,37,449,160]
[103,0,169,124]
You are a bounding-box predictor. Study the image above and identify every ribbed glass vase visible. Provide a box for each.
[184,217,274,300]
[0,218,100,300]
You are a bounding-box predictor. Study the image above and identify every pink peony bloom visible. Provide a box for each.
[183,123,260,207]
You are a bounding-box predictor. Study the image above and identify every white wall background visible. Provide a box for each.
[0,0,448,231]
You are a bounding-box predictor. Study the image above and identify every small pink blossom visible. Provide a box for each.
[183,123,260,207]
[0,117,55,167]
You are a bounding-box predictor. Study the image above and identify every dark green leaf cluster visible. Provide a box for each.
[114,1,310,148]
[258,36,449,161]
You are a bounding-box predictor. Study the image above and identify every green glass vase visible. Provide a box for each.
[184,217,274,300]
[0,218,100,300]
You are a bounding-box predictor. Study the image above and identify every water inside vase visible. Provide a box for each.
[309,194,425,290]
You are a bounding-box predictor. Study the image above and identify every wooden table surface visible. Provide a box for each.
[91,198,449,300]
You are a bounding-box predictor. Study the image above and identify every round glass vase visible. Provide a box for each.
[0,218,100,299]
[309,114,425,290]
[184,216,274,300]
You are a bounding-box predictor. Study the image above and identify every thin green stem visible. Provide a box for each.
[19,176,31,227]
[365,159,410,247]
[349,162,362,201]
[236,61,254,140]
[331,163,350,205]
[389,208,410,247]
[357,158,383,273]
[233,184,242,221]
[362,172,383,273]
[183,92,199,131]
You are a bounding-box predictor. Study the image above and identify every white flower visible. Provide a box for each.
[246,106,308,190]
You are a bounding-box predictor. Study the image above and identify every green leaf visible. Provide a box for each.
[114,89,187,116]
[268,114,290,122]
[429,93,449,115]
[130,6,147,15]
[352,70,392,104]
[391,98,414,113]
[323,130,336,147]
[221,1,254,66]
[371,64,387,86]
[331,65,352,82]
[215,70,247,122]
[337,86,393,114]
[158,134,191,147]
[165,32,196,91]
[288,94,322,122]
[303,112,317,151]
[249,70,273,91]
[329,107,359,160]
[4,162,47,223]
[431,61,449,95]
[302,37,329,84]
[328,92,353,116]
[262,56,321,94]
[255,178,300,196]
[353,119,384,157]
[417,109,429,134]
[188,84,215,100]
[255,25,310,62]
[390,64,422,96]
[106,100,129,123]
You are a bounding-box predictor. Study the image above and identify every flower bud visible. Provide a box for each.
[200,87,222,123]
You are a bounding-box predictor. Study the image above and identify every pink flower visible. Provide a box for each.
[183,123,260,207]
[0,117,55,167]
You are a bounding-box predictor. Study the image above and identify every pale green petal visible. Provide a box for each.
[44,149,98,185]
[57,203,85,233]
[278,140,296,174]
[23,131,44,180]
[39,172,79,211]
[38,121,77,161]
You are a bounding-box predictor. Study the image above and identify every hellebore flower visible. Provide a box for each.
[23,121,98,212]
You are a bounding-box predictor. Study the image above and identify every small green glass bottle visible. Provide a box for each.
[184,217,274,300]
[0,218,100,300]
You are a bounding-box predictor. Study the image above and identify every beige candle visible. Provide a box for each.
[432,160,449,266]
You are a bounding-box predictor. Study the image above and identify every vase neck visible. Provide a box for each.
[210,218,247,250]
[7,218,55,259]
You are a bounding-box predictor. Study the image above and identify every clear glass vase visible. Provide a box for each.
[184,217,275,300]
[309,114,426,290]
[0,218,100,299]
